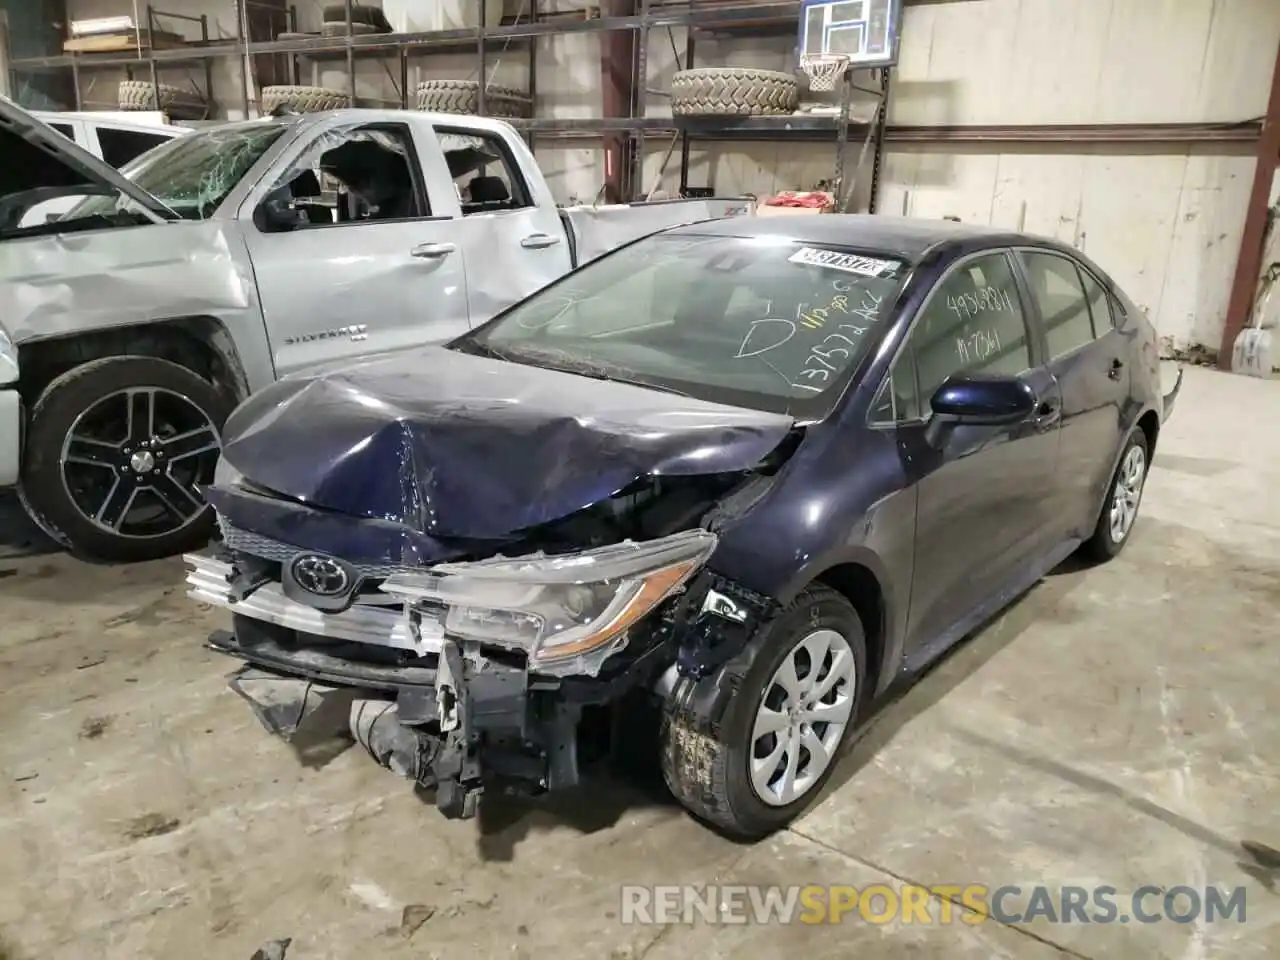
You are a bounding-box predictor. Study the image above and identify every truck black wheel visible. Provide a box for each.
[18,356,233,563]
[659,584,866,839]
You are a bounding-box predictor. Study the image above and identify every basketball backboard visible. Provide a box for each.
[798,0,903,68]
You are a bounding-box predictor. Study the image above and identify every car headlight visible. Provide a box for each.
[380,529,718,676]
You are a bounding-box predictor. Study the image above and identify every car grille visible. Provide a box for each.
[217,517,426,579]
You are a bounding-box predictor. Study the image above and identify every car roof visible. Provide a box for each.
[668,213,1035,261]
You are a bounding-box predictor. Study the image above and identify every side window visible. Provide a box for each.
[870,342,922,424]
[272,124,429,228]
[437,129,532,216]
[1079,267,1115,333]
[1019,251,1097,359]
[47,122,74,140]
[905,252,1032,415]
[96,127,172,168]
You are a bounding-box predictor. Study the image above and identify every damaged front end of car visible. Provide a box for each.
[187,354,794,818]
[194,490,780,819]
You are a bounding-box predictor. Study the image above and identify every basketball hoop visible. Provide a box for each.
[800,53,851,92]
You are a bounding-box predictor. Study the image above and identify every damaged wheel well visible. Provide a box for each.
[1137,409,1159,458]
[17,318,249,405]
[814,563,886,694]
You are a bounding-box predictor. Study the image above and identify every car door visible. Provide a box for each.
[428,123,573,321]
[875,250,1063,659]
[240,120,471,376]
[1014,249,1131,537]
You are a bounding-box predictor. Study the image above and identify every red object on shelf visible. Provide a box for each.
[757,190,835,216]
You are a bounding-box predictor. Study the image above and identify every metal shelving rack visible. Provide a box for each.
[5,0,890,206]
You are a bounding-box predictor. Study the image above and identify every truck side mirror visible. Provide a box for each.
[254,186,307,233]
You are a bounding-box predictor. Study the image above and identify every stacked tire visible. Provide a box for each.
[320,3,392,35]
[416,80,532,119]
[261,85,353,114]
[669,67,799,117]
[117,80,207,120]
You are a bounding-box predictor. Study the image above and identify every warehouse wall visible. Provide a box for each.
[50,0,1280,352]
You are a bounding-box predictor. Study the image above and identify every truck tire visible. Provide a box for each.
[320,20,391,37]
[659,584,866,839]
[18,356,234,563]
[321,3,390,27]
[669,67,799,117]
[117,80,206,118]
[415,80,532,119]
[261,85,352,114]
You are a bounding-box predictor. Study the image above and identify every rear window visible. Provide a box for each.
[454,234,909,417]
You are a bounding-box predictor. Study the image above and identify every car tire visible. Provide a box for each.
[18,356,233,563]
[1081,426,1149,562]
[669,67,800,117]
[659,584,866,839]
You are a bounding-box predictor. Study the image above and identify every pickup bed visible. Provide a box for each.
[0,98,751,561]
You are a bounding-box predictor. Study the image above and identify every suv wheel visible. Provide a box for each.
[660,584,866,839]
[19,356,233,563]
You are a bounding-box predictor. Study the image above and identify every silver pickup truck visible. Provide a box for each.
[0,97,751,562]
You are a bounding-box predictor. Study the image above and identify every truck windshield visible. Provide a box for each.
[71,123,286,221]
[451,233,910,418]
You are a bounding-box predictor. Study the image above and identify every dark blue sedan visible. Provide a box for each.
[190,214,1182,838]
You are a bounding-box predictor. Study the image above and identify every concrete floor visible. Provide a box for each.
[0,365,1277,960]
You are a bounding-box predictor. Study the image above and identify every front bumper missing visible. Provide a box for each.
[190,548,769,820]
[219,627,572,819]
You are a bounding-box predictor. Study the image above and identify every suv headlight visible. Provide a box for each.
[380,529,717,676]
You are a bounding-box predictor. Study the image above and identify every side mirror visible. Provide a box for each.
[924,373,1036,445]
[253,186,307,233]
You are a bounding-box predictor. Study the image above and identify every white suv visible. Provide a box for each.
[21,111,190,226]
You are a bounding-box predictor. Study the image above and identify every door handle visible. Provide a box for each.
[520,233,562,250]
[1107,358,1124,380]
[410,242,456,259]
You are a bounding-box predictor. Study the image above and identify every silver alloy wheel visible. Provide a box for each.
[58,386,221,539]
[1109,444,1147,544]
[749,628,856,807]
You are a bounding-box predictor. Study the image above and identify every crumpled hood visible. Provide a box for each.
[218,346,795,540]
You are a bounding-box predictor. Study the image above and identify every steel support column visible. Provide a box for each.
[1219,35,1280,368]
[599,0,637,203]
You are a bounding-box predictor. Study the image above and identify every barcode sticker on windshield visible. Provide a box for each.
[788,247,900,277]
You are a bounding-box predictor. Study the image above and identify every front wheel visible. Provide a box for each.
[660,584,866,839]
[18,356,233,563]
[1081,427,1149,562]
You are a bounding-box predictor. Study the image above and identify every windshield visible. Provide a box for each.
[71,123,286,221]
[451,233,909,416]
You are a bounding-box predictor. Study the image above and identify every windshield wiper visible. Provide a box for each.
[581,371,693,398]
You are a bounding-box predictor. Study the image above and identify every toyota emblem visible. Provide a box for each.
[290,554,351,597]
